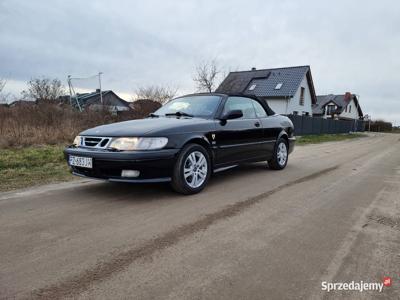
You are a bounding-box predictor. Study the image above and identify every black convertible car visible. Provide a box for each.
[64,93,295,194]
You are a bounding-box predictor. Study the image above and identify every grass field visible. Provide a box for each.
[0,145,74,192]
[297,133,367,145]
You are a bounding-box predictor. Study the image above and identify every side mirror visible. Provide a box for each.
[220,109,243,125]
[222,110,243,120]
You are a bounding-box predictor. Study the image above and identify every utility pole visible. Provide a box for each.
[67,75,83,112]
[99,72,103,104]
[67,75,72,106]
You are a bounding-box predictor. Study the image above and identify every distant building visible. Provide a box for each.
[79,90,131,112]
[313,93,363,120]
[62,89,131,112]
[216,65,317,116]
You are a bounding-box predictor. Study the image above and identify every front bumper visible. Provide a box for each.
[64,146,180,183]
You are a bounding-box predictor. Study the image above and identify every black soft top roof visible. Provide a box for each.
[179,92,276,116]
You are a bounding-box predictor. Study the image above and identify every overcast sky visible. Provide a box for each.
[0,0,399,124]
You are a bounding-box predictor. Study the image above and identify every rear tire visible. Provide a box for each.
[171,144,211,195]
[268,138,288,170]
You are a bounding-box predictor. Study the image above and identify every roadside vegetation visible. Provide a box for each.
[0,102,150,148]
[297,133,367,145]
[0,145,73,192]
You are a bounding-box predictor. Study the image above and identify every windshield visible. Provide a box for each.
[155,95,221,118]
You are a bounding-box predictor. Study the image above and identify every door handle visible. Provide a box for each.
[254,122,260,127]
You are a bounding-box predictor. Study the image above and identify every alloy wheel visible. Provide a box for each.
[277,142,287,166]
[183,151,208,188]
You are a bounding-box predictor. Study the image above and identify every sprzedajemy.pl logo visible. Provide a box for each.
[321,277,392,293]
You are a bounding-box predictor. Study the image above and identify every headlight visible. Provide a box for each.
[109,137,168,151]
[73,136,81,146]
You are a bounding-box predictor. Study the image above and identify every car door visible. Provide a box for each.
[214,96,265,165]
[251,99,278,158]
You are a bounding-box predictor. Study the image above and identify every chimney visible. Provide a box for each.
[344,92,352,102]
[96,88,101,93]
[251,67,256,71]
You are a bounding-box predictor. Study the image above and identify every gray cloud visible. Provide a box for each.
[0,0,399,123]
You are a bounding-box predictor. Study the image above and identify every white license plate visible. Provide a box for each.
[69,156,93,169]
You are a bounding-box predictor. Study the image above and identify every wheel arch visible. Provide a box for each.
[181,136,215,166]
[277,130,289,145]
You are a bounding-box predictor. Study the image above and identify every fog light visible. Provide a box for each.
[121,170,140,178]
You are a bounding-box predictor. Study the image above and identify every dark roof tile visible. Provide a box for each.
[313,94,363,116]
[216,65,310,98]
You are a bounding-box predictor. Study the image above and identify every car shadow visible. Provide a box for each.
[75,181,175,202]
[72,162,275,202]
[211,162,270,182]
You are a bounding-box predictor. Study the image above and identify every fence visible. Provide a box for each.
[287,115,366,136]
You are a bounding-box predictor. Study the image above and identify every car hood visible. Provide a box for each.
[80,117,212,137]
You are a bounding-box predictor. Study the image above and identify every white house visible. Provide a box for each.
[313,93,363,120]
[216,65,317,116]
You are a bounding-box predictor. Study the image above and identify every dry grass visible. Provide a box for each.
[0,101,161,192]
[0,101,147,148]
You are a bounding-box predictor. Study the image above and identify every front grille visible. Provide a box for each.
[82,136,111,148]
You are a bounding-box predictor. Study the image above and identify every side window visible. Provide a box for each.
[223,97,256,119]
[251,100,267,118]
[299,87,305,106]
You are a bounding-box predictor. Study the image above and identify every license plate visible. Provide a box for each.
[69,156,93,168]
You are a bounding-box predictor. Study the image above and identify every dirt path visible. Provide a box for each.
[0,133,399,299]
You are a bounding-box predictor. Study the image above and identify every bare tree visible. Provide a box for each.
[21,77,65,101]
[133,85,178,104]
[193,60,221,92]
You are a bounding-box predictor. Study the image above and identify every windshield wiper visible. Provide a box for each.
[147,113,159,118]
[165,111,194,117]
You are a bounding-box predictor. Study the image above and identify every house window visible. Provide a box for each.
[349,105,351,113]
[326,104,336,115]
[274,83,283,90]
[299,87,305,106]
[248,84,257,91]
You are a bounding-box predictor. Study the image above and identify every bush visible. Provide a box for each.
[0,101,151,148]
[368,120,393,132]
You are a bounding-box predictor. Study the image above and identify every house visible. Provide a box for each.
[78,90,131,112]
[313,93,363,120]
[216,65,317,116]
[64,89,131,112]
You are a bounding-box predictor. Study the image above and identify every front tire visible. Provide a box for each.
[268,138,288,170]
[171,144,211,194]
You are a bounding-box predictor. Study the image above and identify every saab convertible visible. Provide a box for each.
[64,93,295,194]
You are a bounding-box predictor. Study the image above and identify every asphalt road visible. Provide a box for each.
[1,133,399,300]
